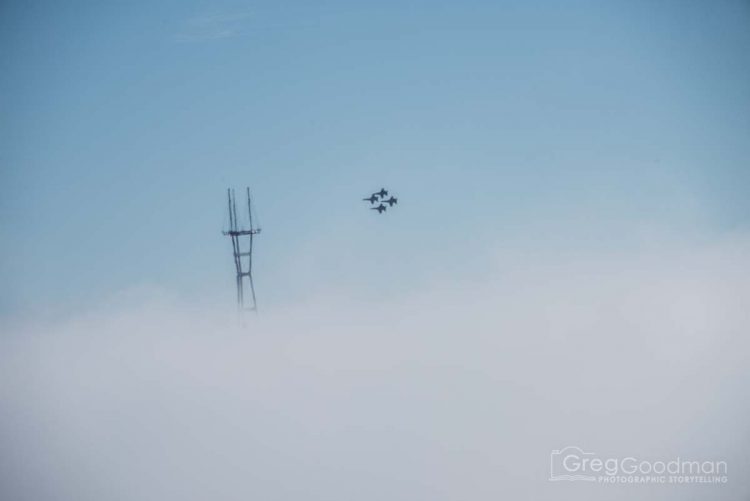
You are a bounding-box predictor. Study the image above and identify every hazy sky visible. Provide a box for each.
[2,0,749,316]
[2,3,750,500]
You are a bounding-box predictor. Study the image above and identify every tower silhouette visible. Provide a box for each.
[223,188,261,312]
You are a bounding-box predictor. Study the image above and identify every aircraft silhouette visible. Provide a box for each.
[371,203,387,214]
[374,188,388,198]
[381,196,398,207]
[362,194,379,204]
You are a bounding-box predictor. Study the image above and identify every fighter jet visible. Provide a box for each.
[362,194,379,204]
[381,196,398,207]
[374,188,388,198]
[370,203,387,214]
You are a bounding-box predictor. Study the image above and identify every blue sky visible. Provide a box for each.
[2,0,749,316]
[2,5,750,498]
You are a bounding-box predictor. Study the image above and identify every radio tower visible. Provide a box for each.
[223,188,261,312]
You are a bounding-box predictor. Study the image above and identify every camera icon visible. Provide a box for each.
[550,446,597,481]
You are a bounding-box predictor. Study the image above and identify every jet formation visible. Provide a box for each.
[362,188,398,214]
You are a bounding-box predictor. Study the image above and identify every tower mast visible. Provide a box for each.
[223,187,261,312]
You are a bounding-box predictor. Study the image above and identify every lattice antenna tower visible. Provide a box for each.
[223,188,261,312]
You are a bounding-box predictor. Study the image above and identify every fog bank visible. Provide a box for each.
[2,236,749,500]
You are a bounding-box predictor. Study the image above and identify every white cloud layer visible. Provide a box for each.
[2,234,749,500]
